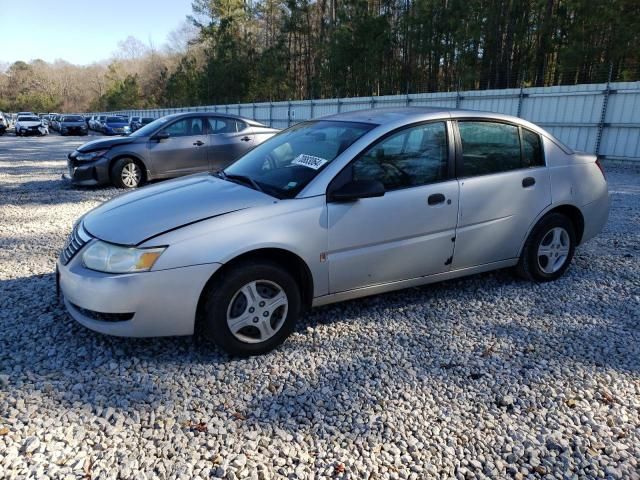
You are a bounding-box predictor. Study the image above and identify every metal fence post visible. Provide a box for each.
[287,101,292,127]
[595,63,614,158]
[310,100,314,120]
[370,96,375,109]
[455,80,462,109]
[337,99,341,113]
[269,102,273,127]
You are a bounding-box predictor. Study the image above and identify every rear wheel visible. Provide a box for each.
[111,158,144,188]
[201,260,301,356]
[517,213,576,282]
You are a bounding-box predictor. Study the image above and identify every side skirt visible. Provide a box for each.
[312,258,519,307]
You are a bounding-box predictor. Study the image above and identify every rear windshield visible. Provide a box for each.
[18,116,40,122]
[107,117,124,122]
[63,116,84,122]
[142,118,154,123]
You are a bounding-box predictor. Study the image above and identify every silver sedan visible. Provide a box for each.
[57,108,610,355]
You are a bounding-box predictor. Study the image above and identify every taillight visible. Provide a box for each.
[595,158,606,179]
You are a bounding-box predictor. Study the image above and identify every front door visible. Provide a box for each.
[148,116,208,176]
[327,121,459,293]
[206,117,255,171]
[452,120,551,269]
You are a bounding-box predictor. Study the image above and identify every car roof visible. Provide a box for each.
[320,106,572,153]
[164,111,266,127]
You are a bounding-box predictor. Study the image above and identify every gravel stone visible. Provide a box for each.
[1,135,639,478]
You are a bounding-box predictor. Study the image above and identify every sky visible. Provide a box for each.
[0,0,194,65]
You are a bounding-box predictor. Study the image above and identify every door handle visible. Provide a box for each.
[193,140,204,146]
[522,177,535,188]
[240,136,251,142]
[428,193,446,205]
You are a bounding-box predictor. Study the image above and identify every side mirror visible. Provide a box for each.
[152,131,170,141]
[329,179,385,202]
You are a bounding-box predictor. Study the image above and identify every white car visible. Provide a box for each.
[15,115,48,136]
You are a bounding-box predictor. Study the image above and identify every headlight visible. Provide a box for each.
[82,241,166,273]
[123,126,131,132]
[76,149,109,162]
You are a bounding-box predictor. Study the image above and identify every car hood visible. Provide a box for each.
[77,136,134,152]
[82,174,274,245]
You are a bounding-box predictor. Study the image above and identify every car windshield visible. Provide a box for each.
[129,116,170,137]
[18,116,39,122]
[223,120,375,199]
[107,117,124,123]
[63,116,84,122]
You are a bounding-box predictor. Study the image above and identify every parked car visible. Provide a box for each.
[15,114,48,136]
[50,114,62,131]
[0,112,8,135]
[65,112,279,188]
[58,115,89,136]
[58,108,609,356]
[129,116,154,132]
[88,115,99,130]
[102,116,130,135]
[95,115,108,132]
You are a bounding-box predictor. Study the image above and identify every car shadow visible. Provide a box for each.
[1,259,636,425]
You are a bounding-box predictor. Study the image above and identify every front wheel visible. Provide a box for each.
[110,158,144,188]
[517,213,576,282]
[201,260,301,356]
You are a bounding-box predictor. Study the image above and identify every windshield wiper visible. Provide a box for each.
[214,171,264,193]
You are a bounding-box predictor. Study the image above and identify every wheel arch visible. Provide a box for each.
[520,203,585,257]
[194,247,315,332]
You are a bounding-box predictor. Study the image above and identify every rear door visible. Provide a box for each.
[452,120,551,269]
[148,116,208,176]
[327,121,459,293]
[206,117,255,171]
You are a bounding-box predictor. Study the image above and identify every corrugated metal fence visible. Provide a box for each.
[105,81,640,162]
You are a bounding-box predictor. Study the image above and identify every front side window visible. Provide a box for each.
[163,117,204,137]
[352,122,448,190]
[224,120,374,199]
[458,121,521,176]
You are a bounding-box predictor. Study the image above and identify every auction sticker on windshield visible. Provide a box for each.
[292,154,328,170]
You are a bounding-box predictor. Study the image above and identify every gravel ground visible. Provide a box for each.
[0,133,639,480]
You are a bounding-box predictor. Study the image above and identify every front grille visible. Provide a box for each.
[60,223,92,265]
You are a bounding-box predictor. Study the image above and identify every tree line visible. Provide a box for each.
[1,0,638,113]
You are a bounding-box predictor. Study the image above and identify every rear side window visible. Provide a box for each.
[521,128,544,168]
[208,117,236,134]
[458,122,520,176]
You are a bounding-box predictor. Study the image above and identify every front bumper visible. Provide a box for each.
[57,248,221,337]
[63,154,111,186]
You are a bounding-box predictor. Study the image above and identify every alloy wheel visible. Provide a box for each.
[226,280,288,344]
[121,162,141,188]
[537,227,571,274]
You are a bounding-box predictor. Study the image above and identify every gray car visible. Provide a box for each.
[58,115,88,136]
[57,108,609,356]
[65,112,279,188]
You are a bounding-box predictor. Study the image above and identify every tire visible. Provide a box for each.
[110,158,144,189]
[517,212,576,282]
[201,260,301,356]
